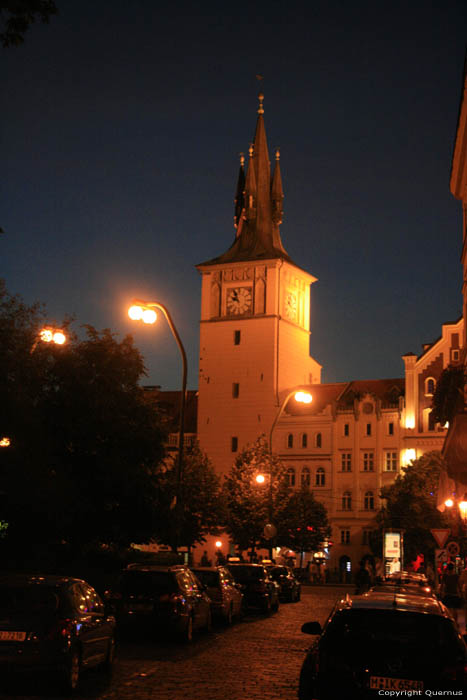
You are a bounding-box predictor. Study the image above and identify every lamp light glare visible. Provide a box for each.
[215,540,222,548]
[39,329,53,343]
[142,308,157,324]
[0,437,11,447]
[295,391,312,404]
[256,474,266,484]
[459,499,467,520]
[128,305,143,321]
[53,331,66,345]
[444,498,454,508]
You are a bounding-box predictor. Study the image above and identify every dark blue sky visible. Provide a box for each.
[2,0,466,390]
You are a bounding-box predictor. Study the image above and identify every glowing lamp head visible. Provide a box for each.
[52,331,66,345]
[142,308,157,324]
[256,474,266,484]
[39,329,53,343]
[215,540,222,548]
[444,498,454,508]
[459,496,467,520]
[295,391,312,404]
[128,305,143,321]
[0,437,11,447]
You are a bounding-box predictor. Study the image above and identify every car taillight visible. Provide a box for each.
[45,619,75,640]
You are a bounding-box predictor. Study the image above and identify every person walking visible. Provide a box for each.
[440,562,462,625]
[355,560,371,594]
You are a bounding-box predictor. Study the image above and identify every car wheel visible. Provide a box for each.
[296,589,301,602]
[272,598,280,612]
[62,647,81,694]
[103,635,116,671]
[225,605,233,626]
[298,667,316,700]
[262,597,272,614]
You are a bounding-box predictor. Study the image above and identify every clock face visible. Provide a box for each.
[226,287,252,315]
[285,292,297,319]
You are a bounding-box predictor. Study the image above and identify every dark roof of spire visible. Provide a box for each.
[198,95,298,268]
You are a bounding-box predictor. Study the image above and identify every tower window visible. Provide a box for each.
[344,423,350,437]
[287,434,294,449]
[232,383,240,398]
[234,330,241,345]
[366,423,372,436]
[302,433,308,448]
[316,433,322,448]
[388,422,394,436]
[425,377,436,396]
[231,437,238,452]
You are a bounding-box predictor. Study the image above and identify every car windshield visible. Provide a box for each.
[192,571,219,587]
[324,609,460,659]
[228,566,264,582]
[122,571,177,595]
[0,585,60,615]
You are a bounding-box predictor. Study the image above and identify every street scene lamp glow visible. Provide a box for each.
[142,308,157,324]
[459,496,467,522]
[128,305,143,321]
[52,331,66,345]
[215,540,222,548]
[256,474,266,484]
[295,391,312,404]
[0,437,11,447]
[444,498,454,508]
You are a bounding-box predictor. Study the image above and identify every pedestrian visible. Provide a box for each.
[311,561,319,584]
[440,562,462,625]
[200,550,211,567]
[355,560,371,594]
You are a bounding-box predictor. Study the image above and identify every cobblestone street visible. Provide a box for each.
[0,586,351,700]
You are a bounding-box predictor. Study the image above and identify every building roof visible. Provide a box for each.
[197,95,299,269]
[284,378,405,415]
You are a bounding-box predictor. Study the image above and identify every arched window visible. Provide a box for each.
[301,433,308,448]
[364,491,374,510]
[287,433,294,448]
[316,432,322,448]
[315,467,325,486]
[425,377,436,396]
[342,491,352,511]
[286,467,296,487]
[301,466,310,487]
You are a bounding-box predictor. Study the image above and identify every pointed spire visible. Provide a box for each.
[234,153,245,233]
[244,144,257,221]
[271,148,284,226]
[252,93,272,241]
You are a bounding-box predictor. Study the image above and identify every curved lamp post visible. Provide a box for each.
[128,299,187,550]
[259,388,313,558]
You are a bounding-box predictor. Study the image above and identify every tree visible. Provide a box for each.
[0,1,57,47]
[275,486,331,560]
[154,444,224,552]
[0,282,167,562]
[223,436,290,553]
[375,451,451,563]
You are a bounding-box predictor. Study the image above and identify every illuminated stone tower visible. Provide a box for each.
[196,95,321,475]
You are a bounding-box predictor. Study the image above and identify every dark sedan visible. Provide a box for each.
[0,573,116,693]
[268,565,301,602]
[226,563,280,613]
[192,566,243,624]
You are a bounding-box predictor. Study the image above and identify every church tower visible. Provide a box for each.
[196,95,322,475]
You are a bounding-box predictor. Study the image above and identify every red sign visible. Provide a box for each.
[430,529,451,548]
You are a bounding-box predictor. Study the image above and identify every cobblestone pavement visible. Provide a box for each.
[0,586,352,700]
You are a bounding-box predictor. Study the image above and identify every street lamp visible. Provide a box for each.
[30,327,67,353]
[128,299,188,550]
[261,388,313,558]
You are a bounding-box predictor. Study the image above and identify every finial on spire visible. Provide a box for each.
[275,148,280,160]
[258,93,264,114]
[239,152,245,167]
[249,143,254,157]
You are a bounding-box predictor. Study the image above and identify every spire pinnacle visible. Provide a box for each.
[258,93,264,114]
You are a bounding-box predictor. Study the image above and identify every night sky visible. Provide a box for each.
[2,0,466,391]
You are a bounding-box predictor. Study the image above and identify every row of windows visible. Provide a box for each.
[340,451,398,472]
[285,422,395,446]
[340,529,373,545]
[340,491,376,511]
[286,466,326,487]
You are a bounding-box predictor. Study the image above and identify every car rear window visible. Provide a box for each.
[324,609,460,657]
[0,585,60,615]
[228,566,264,582]
[193,571,219,587]
[121,571,177,595]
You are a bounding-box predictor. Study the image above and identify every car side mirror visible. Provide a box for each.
[301,621,322,635]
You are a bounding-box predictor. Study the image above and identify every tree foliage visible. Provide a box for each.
[222,436,291,552]
[275,486,331,555]
[0,281,167,560]
[154,444,224,551]
[431,364,466,426]
[0,1,57,47]
[375,451,451,563]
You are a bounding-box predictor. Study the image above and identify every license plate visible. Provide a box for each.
[370,676,423,691]
[0,631,26,642]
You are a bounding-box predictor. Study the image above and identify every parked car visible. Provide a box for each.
[267,565,301,602]
[191,566,243,624]
[299,591,467,698]
[0,573,116,693]
[369,581,435,598]
[225,563,280,613]
[109,564,211,642]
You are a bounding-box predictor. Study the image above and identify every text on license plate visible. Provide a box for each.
[0,631,26,642]
[370,677,423,691]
